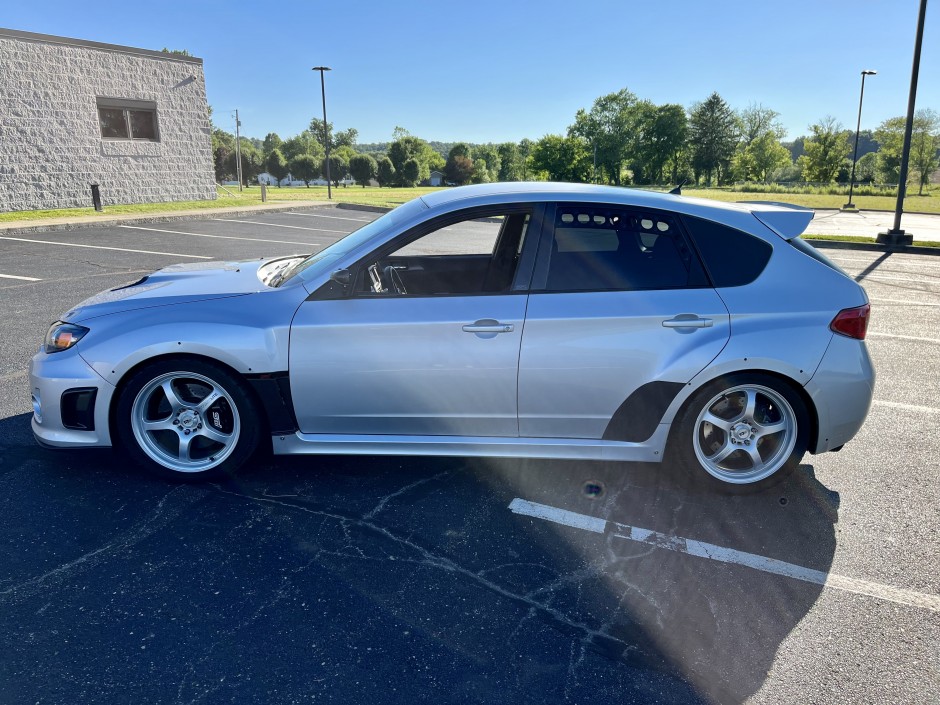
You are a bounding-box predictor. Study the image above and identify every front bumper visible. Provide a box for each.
[30,347,115,448]
[805,333,875,454]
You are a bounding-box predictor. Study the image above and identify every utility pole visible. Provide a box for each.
[878,0,928,247]
[234,109,243,192]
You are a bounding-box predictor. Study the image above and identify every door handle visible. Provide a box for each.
[463,321,514,334]
[662,315,713,329]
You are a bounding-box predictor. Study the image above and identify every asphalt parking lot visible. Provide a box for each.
[1,206,938,704]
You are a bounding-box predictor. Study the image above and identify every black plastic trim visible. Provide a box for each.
[245,373,298,434]
[603,381,685,442]
[61,388,97,431]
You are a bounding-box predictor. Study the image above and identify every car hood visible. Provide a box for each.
[62,258,297,323]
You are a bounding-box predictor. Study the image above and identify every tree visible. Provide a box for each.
[448,143,473,160]
[910,109,940,194]
[470,159,490,184]
[518,138,534,180]
[632,102,688,184]
[321,154,349,187]
[855,151,878,184]
[211,128,236,182]
[497,142,520,181]
[401,158,421,187]
[226,141,263,186]
[281,132,323,163]
[376,156,395,187]
[798,117,850,183]
[444,155,474,185]
[289,154,319,187]
[474,144,501,182]
[732,104,790,183]
[568,88,641,185]
[262,132,283,155]
[388,136,432,186]
[688,92,739,185]
[265,149,289,187]
[349,154,378,187]
[530,135,591,182]
[309,119,359,151]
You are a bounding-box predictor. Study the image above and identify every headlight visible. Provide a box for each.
[44,322,90,353]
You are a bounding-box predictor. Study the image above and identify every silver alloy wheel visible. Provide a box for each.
[130,371,241,473]
[692,384,797,484]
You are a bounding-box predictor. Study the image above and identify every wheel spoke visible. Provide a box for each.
[161,380,185,413]
[756,420,787,437]
[708,442,738,464]
[142,418,174,432]
[739,389,758,423]
[196,389,223,414]
[701,411,732,432]
[177,433,194,462]
[746,445,764,469]
[197,425,230,445]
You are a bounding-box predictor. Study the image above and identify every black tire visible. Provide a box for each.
[670,373,810,493]
[114,358,262,481]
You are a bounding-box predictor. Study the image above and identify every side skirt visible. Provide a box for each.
[272,426,671,463]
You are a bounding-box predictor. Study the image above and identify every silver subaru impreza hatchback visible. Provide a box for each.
[30,183,874,490]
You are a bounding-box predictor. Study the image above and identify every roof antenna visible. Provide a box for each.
[668,179,688,195]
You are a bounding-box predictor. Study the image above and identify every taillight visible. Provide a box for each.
[830,304,870,340]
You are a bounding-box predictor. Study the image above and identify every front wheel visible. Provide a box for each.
[672,374,810,492]
[115,359,262,481]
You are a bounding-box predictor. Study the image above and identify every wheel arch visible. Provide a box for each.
[108,353,271,448]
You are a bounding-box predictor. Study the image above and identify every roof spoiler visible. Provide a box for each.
[738,201,814,241]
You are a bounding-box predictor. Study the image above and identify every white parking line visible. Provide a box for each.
[508,498,940,613]
[868,331,940,344]
[0,273,41,281]
[284,212,373,223]
[119,225,315,247]
[872,399,940,415]
[211,218,347,234]
[0,236,210,259]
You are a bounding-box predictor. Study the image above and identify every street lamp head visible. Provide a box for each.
[311,66,332,72]
[862,69,877,75]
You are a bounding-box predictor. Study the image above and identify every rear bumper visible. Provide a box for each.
[805,334,875,454]
[29,347,115,448]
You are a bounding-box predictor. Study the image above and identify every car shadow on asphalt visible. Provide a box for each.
[2,412,839,704]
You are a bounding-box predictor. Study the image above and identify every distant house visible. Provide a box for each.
[427,170,444,187]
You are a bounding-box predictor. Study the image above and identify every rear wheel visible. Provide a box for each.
[115,359,261,481]
[673,373,809,491]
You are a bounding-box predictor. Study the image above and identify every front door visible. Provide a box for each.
[289,206,539,437]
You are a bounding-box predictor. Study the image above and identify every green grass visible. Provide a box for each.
[240,185,444,208]
[681,188,940,214]
[803,233,940,248]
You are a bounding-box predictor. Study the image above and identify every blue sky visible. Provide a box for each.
[5,0,939,144]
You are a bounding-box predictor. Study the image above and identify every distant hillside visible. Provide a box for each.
[356,141,489,159]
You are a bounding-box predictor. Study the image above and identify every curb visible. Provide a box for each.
[805,238,940,257]
[0,202,336,235]
[336,203,394,214]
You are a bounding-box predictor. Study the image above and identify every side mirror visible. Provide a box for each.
[329,269,351,286]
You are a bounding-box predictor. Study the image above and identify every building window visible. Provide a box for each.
[96,98,159,141]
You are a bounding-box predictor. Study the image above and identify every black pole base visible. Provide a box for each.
[876,230,914,247]
[841,203,859,212]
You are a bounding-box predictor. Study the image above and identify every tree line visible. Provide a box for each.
[210,89,940,194]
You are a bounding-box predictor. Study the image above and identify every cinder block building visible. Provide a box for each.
[0,28,215,213]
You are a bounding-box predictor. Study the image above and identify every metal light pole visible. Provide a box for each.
[844,70,876,210]
[312,66,332,200]
[878,0,928,247]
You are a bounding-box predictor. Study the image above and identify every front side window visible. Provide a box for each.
[354,208,533,297]
[542,206,700,292]
[97,99,159,141]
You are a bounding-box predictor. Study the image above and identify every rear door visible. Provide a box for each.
[517,203,730,440]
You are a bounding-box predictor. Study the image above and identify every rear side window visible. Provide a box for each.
[542,206,704,292]
[789,237,848,275]
[682,215,772,287]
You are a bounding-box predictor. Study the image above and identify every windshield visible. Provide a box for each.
[273,198,428,286]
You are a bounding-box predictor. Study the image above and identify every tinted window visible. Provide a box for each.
[544,207,696,291]
[683,215,772,287]
[789,237,848,275]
